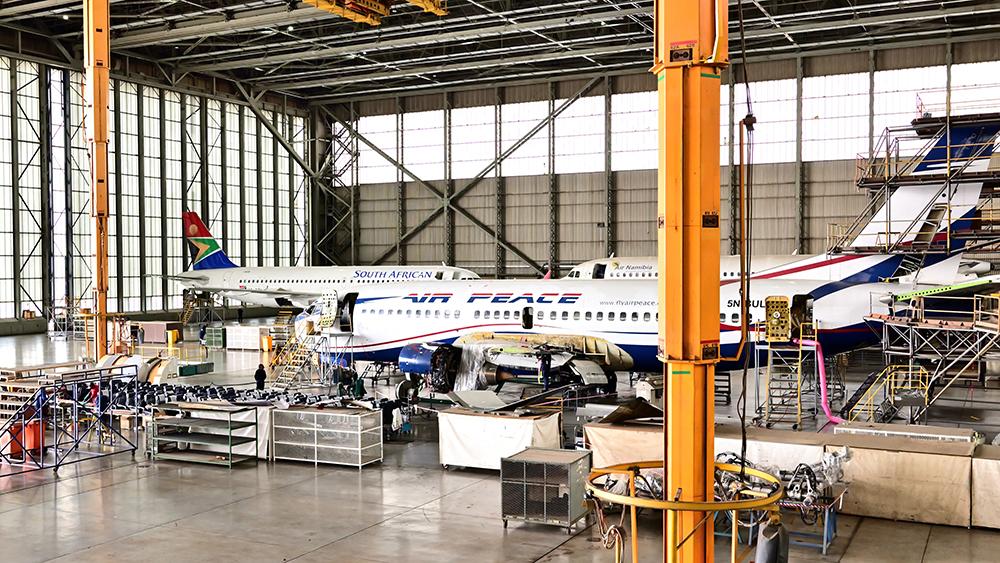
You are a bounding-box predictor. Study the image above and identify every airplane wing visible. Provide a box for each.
[893,275,1000,301]
[398,332,632,394]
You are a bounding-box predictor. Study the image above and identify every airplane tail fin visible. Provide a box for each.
[182,211,238,271]
[849,122,1000,249]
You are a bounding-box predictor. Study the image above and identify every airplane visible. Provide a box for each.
[566,118,1000,284]
[315,119,1000,393]
[566,255,801,280]
[173,212,480,308]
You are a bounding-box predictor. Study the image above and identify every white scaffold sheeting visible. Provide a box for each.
[438,408,561,470]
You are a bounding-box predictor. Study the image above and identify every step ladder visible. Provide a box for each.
[179,296,198,325]
[762,344,805,429]
[270,299,341,390]
[269,309,297,349]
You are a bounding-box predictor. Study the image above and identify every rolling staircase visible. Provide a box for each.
[842,366,930,423]
[270,300,340,390]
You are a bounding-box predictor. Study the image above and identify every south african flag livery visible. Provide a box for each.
[182,211,239,270]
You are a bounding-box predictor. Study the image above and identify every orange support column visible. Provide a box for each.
[653,0,728,561]
[83,0,110,359]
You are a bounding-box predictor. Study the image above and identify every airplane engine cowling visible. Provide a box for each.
[398,343,459,392]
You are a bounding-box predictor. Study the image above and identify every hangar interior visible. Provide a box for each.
[2,1,1000,562]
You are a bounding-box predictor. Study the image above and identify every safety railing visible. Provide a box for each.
[847,365,929,422]
[586,461,783,563]
[975,294,1000,332]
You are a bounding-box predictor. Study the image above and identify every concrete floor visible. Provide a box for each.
[2,331,1000,562]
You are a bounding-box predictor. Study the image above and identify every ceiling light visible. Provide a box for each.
[286,25,294,31]
[62,14,69,20]
[254,67,263,71]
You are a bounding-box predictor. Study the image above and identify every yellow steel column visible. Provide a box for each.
[653,0,727,561]
[84,0,110,358]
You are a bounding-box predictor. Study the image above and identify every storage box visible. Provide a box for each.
[439,408,561,470]
[226,325,270,350]
[501,448,591,530]
[136,321,184,344]
[973,445,1000,528]
[824,433,974,527]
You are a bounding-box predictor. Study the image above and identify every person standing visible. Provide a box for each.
[254,364,267,391]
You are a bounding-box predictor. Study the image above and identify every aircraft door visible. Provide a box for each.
[522,307,533,330]
[338,293,358,332]
[593,264,607,279]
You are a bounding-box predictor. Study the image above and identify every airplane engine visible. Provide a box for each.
[398,343,460,393]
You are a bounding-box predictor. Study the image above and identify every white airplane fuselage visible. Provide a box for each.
[335,271,908,373]
[174,266,479,308]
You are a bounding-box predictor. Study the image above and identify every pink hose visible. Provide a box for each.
[796,338,845,425]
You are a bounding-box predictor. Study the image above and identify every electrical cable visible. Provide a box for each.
[735,0,755,482]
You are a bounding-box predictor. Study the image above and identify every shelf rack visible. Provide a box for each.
[151,403,258,467]
[271,407,382,468]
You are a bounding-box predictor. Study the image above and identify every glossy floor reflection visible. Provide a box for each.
[2,332,1000,561]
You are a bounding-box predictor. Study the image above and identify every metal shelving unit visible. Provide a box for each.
[151,404,258,467]
[271,407,382,468]
[500,448,591,533]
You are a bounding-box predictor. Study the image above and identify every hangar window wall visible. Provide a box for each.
[0,53,309,320]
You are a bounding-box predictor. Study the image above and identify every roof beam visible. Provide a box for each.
[266,43,643,90]
[113,5,339,48]
[183,6,650,72]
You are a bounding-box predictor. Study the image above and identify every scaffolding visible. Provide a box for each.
[829,112,1000,256]
[755,330,819,430]
[863,294,1000,422]
[0,363,140,477]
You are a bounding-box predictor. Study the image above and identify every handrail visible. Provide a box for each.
[848,365,929,422]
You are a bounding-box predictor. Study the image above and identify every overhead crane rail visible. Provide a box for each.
[302,0,447,26]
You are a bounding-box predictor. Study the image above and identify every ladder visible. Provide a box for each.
[270,299,340,390]
[269,309,297,349]
[179,295,198,325]
[762,344,804,429]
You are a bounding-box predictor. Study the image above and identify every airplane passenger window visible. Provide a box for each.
[503,311,511,320]
[597,312,603,321]
[455,310,461,319]
[444,310,450,318]
[585,312,592,321]
[731,313,739,323]
[378,309,384,315]
[474,311,480,319]
[561,311,569,320]
[415,310,421,318]
[644,312,651,322]
[407,310,412,317]
[514,310,520,320]
[631,312,638,322]
[434,310,440,318]
[573,312,580,320]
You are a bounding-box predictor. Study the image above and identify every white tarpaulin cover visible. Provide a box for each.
[169,402,273,459]
[438,408,561,470]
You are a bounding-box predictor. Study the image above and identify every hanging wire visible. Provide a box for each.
[735,0,756,481]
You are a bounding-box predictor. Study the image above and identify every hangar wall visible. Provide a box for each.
[323,40,1000,276]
